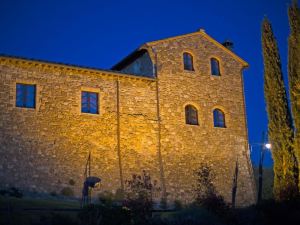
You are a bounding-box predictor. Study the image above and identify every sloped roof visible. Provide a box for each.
[0,54,155,81]
[112,29,248,70]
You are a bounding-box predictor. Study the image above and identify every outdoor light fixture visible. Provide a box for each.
[264,143,271,149]
[257,132,271,203]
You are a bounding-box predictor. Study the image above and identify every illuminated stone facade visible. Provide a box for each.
[0,30,256,206]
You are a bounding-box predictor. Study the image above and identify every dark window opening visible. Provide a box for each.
[213,109,226,128]
[183,53,194,71]
[185,105,198,125]
[81,91,99,114]
[16,83,36,108]
[211,58,221,76]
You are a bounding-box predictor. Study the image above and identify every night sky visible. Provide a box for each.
[0,0,294,167]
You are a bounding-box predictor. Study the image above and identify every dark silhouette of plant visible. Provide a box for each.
[173,200,183,210]
[60,187,74,197]
[98,190,115,206]
[0,187,23,198]
[194,164,229,217]
[78,204,131,225]
[123,170,159,224]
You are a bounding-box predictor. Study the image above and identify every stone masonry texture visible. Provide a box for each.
[0,30,256,207]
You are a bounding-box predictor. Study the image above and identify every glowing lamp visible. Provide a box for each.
[265,143,271,149]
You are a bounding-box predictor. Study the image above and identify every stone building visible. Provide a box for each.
[0,29,256,206]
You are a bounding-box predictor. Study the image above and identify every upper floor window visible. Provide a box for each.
[213,109,226,128]
[16,83,36,108]
[81,91,99,114]
[211,58,221,76]
[185,105,198,125]
[183,52,194,71]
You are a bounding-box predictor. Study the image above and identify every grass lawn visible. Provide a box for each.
[0,196,80,209]
[0,196,81,225]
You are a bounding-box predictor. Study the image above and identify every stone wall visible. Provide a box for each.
[0,31,256,207]
[0,59,159,198]
[143,33,256,206]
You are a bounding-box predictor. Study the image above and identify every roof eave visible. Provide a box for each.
[144,30,249,68]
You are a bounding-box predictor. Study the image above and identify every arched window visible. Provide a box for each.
[213,109,226,128]
[211,58,220,76]
[183,52,194,71]
[185,105,198,125]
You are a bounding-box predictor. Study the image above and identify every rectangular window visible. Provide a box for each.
[16,83,36,108]
[81,91,99,114]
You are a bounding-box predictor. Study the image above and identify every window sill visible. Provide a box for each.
[15,106,36,110]
[81,112,100,116]
[183,69,196,73]
[185,123,199,126]
[213,126,226,129]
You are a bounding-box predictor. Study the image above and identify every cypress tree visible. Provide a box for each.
[262,18,298,200]
[288,0,300,189]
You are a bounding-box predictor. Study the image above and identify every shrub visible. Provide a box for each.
[123,170,158,224]
[50,191,57,197]
[98,191,114,206]
[0,189,8,196]
[160,197,168,209]
[50,213,78,225]
[78,204,131,225]
[194,164,230,217]
[114,188,124,201]
[152,206,224,225]
[0,187,23,198]
[255,199,300,225]
[173,200,183,210]
[33,213,78,225]
[60,187,74,197]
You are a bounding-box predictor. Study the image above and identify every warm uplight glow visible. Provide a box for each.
[265,143,271,149]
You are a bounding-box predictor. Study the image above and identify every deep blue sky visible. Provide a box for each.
[0,0,294,167]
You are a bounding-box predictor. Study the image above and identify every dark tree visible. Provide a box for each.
[123,170,160,224]
[262,18,298,200]
[288,0,300,190]
[194,164,229,215]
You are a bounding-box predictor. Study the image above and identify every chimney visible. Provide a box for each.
[222,40,234,51]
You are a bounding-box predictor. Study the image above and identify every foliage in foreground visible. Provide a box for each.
[262,17,298,200]
[288,0,300,190]
[2,198,300,225]
[194,164,231,217]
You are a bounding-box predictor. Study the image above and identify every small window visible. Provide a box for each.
[16,83,36,108]
[81,91,99,114]
[183,52,194,71]
[213,109,226,128]
[185,105,198,125]
[211,58,221,76]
